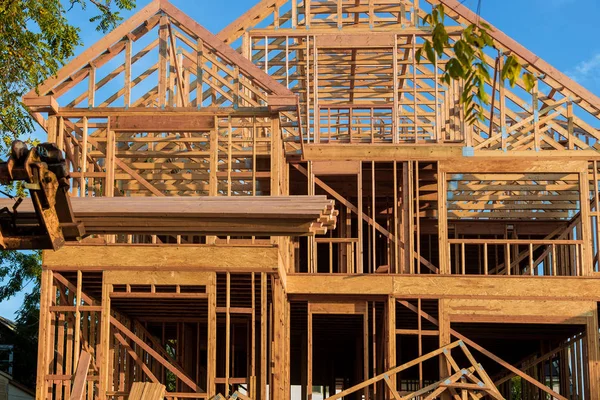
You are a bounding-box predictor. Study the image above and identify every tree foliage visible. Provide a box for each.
[0,0,136,148]
[0,0,135,387]
[416,5,535,124]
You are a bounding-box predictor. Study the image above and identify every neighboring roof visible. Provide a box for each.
[0,317,15,333]
[0,370,35,397]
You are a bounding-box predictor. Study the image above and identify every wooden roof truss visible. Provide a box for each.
[230,0,600,153]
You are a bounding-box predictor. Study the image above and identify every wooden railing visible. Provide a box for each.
[448,238,584,276]
[316,104,449,144]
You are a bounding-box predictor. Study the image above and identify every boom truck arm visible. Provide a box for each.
[0,140,84,250]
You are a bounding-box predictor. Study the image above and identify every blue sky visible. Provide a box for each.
[0,0,599,320]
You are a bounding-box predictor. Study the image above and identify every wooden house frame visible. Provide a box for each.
[24,0,600,398]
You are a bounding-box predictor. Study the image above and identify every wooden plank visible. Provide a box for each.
[308,301,367,315]
[105,270,211,285]
[439,159,588,174]
[109,115,214,131]
[446,299,595,322]
[311,161,362,175]
[286,274,600,301]
[316,33,395,48]
[303,145,600,161]
[43,245,279,271]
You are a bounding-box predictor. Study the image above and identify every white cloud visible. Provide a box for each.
[567,53,600,83]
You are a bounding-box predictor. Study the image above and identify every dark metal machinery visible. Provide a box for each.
[0,140,84,250]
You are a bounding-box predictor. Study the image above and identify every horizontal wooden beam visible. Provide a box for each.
[43,244,279,272]
[22,95,59,114]
[110,115,214,132]
[439,159,588,174]
[285,274,600,301]
[56,107,271,118]
[302,145,600,161]
[446,298,596,324]
[104,270,213,285]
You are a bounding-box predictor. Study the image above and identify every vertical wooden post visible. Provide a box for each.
[291,0,298,28]
[225,272,231,396]
[439,298,451,392]
[57,116,65,152]
[532,77,540,151]
[271,117,282,197]
[371,302,377,397]
[251,273,256,398]
[124,38,132,108]
[372,162,376,273]
[387,296,396,395]
[307,307,313,400]
[586,310,600,399]
[47,116,58,143]
[207,272,217,398]
[363,303,370,400]
[412,36,418,143]
[104,118,115,197]
[499,55,507,151]
[73,271,82,369]
[80,117,88,197]
[580,169,593,275]
[35,268,52,400]
[88,66,96,108]
[158,16,169,107]
[260,273,267,400]
[567,100,574,150]
[358,163,364,273]
[105,119,115,245]
[98,274,111,400]
[438,166,449,274]
[197,39,205,107]
[313,36,319,141]
[406,162,415,273]
[393,161,400,274]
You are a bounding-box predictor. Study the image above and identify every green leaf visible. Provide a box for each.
[446,59,465,79]
[476,63,491,82]
[523,72,536,92]
[415,48,423,64]
[424,40,436,64]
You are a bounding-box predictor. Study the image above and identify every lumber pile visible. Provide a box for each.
[0,195,337,238]
[128,382,165,399]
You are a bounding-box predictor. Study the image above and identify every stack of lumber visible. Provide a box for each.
[128,382,165,400]
[0,195,337,237]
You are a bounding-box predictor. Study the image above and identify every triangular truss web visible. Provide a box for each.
[22,0,301,200]
[219,0,600,152]
[25,0,291,111]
